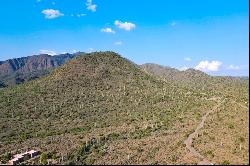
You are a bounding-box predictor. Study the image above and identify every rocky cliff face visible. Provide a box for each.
[0,53,77,77]
[0,53,80,87]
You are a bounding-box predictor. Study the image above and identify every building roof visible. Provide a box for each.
[9,150,39,163]
[27,150,37,154]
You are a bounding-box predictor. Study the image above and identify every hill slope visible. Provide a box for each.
[141,63,211,88]
[141,63,248,100]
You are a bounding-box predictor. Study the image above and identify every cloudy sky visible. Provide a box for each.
[0,0,249,76]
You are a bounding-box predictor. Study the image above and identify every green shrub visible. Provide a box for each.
[40,152,48,165]
[221,160,230,165]
[228,123,235,129]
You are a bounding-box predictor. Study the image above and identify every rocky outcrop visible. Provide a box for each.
[0,53,81,87]
[0,53,78,77]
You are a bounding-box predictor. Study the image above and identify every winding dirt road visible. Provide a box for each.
[184,97,223,165]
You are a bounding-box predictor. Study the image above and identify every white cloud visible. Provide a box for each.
[86,0,97,12]
[184,57,191,61]
[86,48,94,53]
[60,50,78,54]
[195,60,222,72]
[227,65,240,70]
[101,28,115,34]
[179,66,188,71]
[170,21,177,26]
[72,49,78,53]
[114,20,136,31]
[114,41,122,45]
[77,13,87,17]
[42,9,64,19]
[71,13,87,17]
[40,49,57,56]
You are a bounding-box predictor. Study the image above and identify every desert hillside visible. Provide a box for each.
[0,52,248,165]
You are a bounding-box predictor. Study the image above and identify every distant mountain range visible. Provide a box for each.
[0,53,83,87]
[140,63,248,83]
[1,53,248,88]
[140,63,248,95]
[140,63,210,85]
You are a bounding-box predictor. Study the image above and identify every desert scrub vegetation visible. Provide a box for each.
[0,152,12,164]
[0,52,202,144]
[192,97,249,165]
[0,52,248,165]
[66,133,124,165]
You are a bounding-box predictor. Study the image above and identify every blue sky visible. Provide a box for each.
[0,0,249,76]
